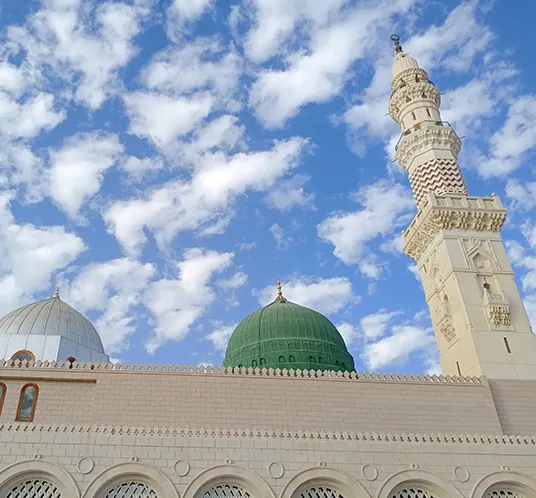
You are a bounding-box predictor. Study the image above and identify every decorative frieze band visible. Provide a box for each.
[389,82,441,121]
[403,194,507,261]
[0,360,482,384]
[0,422,534,445]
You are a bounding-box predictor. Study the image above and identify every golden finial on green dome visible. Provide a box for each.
[276,278,285,301]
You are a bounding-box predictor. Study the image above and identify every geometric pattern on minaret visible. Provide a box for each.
[388,35,468,209]
[388,35,536,381]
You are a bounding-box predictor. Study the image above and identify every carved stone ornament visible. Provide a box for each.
[403,194,507,262]
[396,126,462,170]
[389,81,440,120]
[439,318,456,343]
[489,304,511,327]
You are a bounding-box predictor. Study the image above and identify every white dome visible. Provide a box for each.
[392,50,419,78]
[0,294,108,361]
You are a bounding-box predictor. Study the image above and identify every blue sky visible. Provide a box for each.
[0,0,535,373]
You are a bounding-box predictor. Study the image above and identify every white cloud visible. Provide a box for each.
[122,156,165,179]
[0,192,86,314]
[49,133,123,219]
[317,180,414,278]
[217,271,248,290]
[0,92,64,139]
[64,258,156,354]
[241,0,347,63]
[265,174,315,211]
[142,38,241,101]
[124,92,214,147]
[360,309,402,340]
[166,0,213,40]
[480,95,536,177]
[362,325,435,370]
[9,0,149,109]
[144,248,233,353]
[257,276,356,315]
[506,179,536,211]
[105,137,308,256]
[249,0,417,128]
[206,323,236,353]
[336,322,359,347]
[269,223,289,250]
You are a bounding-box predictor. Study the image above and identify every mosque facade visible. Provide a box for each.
[0,39,535,498]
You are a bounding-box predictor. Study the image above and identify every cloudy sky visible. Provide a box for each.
[0,0,534,373]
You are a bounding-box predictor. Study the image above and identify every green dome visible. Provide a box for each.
[223,298,355,372]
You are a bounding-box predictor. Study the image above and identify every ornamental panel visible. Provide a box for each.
[202,485,251,498]
[299,487,344,498]
[6,479,61,498]
[103,482,158,498]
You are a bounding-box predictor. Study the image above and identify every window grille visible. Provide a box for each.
[392,489,435,498]
[103,482,158,498]
[484,490,524,498]
[201,484,251,498]
[299,487,344,498]
[6,479,61,498]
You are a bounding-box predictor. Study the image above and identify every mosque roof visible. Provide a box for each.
[223,280,355,372]
[0,289,105,354]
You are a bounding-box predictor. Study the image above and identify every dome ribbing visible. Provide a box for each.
[0,294,105,354]
[223,298,355,372]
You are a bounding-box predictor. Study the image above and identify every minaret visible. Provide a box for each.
[389,35,536,380]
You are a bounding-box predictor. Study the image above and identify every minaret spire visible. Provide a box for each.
[275,278,285,301]
[390,34,403,53]
[388,39,536,380]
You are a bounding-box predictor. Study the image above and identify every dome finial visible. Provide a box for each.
[53,284,60,298]
[391,34,403,53]
[276,278,285,301]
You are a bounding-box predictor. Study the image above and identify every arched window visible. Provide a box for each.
[391,488,436,498]
[318,356,323,364]
[289,355,295,363]
[260,358,266,366]
[279,356,285,363]
[67,356,76,369]
[308,356,315,363]
[411,111,416,120]
[484,489,526,498]
[6,479,60,498]
[426,108,431,117]
[251,360,257,368]
[299,487,344,498]
[16,383,39,422]
[202,484,250,498]
[103,482,158,498]
[0,382,6,416]
[11,350,34,363]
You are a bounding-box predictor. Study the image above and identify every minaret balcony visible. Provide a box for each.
[482,290,511,328]
[395,122,462,171]
[402,193,507,261]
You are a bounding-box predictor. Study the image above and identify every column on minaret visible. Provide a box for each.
[388,35,468,210]
[388,35,536,380]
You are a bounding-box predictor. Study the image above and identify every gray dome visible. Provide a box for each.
[0,294,105,354]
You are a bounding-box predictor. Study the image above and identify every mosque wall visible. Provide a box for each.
[488,379,536,435]
[0,364,512,434]
[0,425,535,498]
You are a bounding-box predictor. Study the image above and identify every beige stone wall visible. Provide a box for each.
[0,366,503,434]
[0,425,535,498]
[489,379,536,435]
